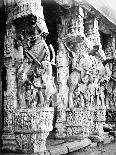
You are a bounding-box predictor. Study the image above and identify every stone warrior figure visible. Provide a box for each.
[15,15,57,108]
[64,41,95,108]
[32,52,57,107]
[66,41,111,108]
[16,42,57,108]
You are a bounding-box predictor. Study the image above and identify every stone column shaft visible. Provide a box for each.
[55,40,69,138]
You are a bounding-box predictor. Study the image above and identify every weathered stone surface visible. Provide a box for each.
[47,138,91,155]
[109,131,116,138]
[2,0,56,154]
[2,0,116,154]
[89,135,104,143]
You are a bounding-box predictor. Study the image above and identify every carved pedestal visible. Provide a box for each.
[90,107,106,139]
[66,108,92,139]
[106,109,116,131]
[3,0,55,153]
[55,106,66,139]
[13,107,54,154]
[55,5,85,139]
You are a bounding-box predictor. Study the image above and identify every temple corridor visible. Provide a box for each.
[0,0,116,154]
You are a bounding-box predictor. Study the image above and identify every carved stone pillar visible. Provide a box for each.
[13,107,54,154]
[55,39,69,138]
[2,22,18,151]
[90,83,107,139]
[65,7,93,139]
[3,0,55,154]
[55,6,91,139]
[2,63,18,151]
[84,15,108,140]
[55,5,85,138]
[105,33,116,129]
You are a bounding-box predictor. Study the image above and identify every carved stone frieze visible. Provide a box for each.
[65,108,93,138]
[55,4,113,139]
[13,107,54,153]
[3,0,116,149]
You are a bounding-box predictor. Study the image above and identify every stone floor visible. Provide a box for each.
[75,142,116,155]
[0,133,116,155]
[46,138,91,154]
[0,142,116,155]
[0,141,116,155]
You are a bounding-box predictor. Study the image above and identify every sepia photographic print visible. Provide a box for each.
[0,0,116,154]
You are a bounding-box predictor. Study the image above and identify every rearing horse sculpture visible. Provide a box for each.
[17,36,56,108]
[63,39,111,109]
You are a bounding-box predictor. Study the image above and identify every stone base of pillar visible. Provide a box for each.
[65,108,91,139]
[55,123,66,139]
[89,108,106,141]
[2,107,54,154]
[13,107,54,154]
[15,131,49,154]
[54,108,92,139]
[2,130,17,152]
[55,105,67,139]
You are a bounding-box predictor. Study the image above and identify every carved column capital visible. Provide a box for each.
[56,5,85,38]
[84,14,101,47]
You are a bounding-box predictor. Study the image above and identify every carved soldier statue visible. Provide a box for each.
[67,42,111,108]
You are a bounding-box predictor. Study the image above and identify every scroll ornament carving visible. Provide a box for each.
[66,108,93,137]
